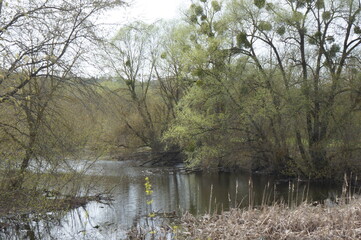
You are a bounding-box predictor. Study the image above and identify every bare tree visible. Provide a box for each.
[101,22,188,154]
[0,0,125,188]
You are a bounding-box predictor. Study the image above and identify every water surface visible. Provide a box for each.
[1,160,344,239]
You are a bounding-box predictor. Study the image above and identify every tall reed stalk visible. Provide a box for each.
[208,184,213,215]
[248,177,254,210]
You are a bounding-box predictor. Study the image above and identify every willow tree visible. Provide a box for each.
[0,0,125,188]
[165,0,361,178]
[101,21,191,156]
[226,0,361,177]
[163,0,253,169]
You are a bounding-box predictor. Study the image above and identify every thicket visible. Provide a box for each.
[0,0,124,196]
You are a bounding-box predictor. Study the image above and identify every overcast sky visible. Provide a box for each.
[108,0,189,25]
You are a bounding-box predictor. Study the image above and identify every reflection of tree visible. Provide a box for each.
[0,212,64,240]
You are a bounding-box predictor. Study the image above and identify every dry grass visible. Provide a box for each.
[175,199,361,240]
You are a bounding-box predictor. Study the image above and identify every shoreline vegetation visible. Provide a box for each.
[128,174,360,240]
[173,197,361,240]
[0,170,113,231]
[0,187,110,220]
[128,195,361,239]
[112,148,361,182]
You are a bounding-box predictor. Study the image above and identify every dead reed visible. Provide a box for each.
[172,174,361,240]
[175,199,361,239]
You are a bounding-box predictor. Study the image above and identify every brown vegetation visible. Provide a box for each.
[175,199,361,240]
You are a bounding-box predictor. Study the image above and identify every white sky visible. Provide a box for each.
[87,0,190,77]
[108,0,189,25]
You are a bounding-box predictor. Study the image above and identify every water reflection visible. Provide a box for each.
[1,160,343,239]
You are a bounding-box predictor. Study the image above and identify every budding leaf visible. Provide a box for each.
[160,52,167,59]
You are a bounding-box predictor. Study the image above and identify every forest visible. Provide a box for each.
[1,0,361,197]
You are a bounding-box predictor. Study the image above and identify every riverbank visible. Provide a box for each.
[173,198,361,239]
[115,150,183,167]
[0,188,108,219]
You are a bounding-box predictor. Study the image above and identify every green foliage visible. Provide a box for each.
[211,1,221,12]
[159,0,361,178]
[291,11,304,23]
[195,5,204,16]
[163,85,231,168]
[192,68,205,77]
[213,20,226,34]
[125,79,133,86]
[258,21,273,31]
[160,52,167,59]
[308,31,321,44]
[329,44,340,58]
[200,22,210,35]
[315,0,325,9]
[276,26,286,35]
[265,3,275,11]
[322,11,331,21]
[354,26,361,34]
[296,0,307,8]
[254,0,266,9]
[237,32,251,48]
[190,14,198,23]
